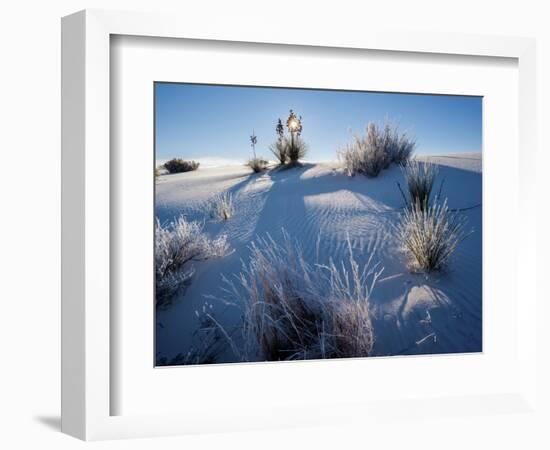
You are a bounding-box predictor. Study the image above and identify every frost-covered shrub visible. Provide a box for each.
[339,123,388,177]
[163,158,200,174]
[155,216,231,305]
[223,231,383,361]
[210,192,235,221]
[398,199,470,272]
[339,122,415,176]
[247,157,269,173]
[338,142,364,177]
[402,158,438,207]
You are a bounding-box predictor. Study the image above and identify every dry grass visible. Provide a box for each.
[223,231,383,361]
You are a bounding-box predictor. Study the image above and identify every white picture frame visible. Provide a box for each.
[61,9,537,441]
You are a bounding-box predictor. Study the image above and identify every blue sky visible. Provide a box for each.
[155,83,482,164]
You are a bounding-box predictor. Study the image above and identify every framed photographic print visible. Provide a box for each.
[153,82,483,366]
[62,9,537,440]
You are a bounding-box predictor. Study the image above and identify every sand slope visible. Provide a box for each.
[155,153,482,362]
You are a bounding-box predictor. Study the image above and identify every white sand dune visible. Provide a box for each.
[156,153,482,362]
[417,152,482,173]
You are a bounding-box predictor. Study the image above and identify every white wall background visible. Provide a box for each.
[0,1,547,448]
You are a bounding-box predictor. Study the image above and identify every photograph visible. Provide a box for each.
[154,82,482,366]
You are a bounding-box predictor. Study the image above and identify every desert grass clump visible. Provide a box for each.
[155,216,231,305]
[163,158,200,174]
[210,192,235,221]
[247,157,269,173]
[223,231,383,361]
[398,199,470,272]
[339,121,416,177]
[401,158,439,207]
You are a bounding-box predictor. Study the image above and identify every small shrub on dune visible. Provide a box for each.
[210,192,235,221]
[247,157,269,173]
[401,158,439,207]
[398,199,470,272]
[163,158,200,174]
[155,216,231,306]
[223,231,383,361]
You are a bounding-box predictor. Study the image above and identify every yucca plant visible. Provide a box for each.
[250,130,258,158]
[398,199,470,272]
[270,138,288,165]
[286,135,308,165]
[270,110,308,166]
[210,192,235,221]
